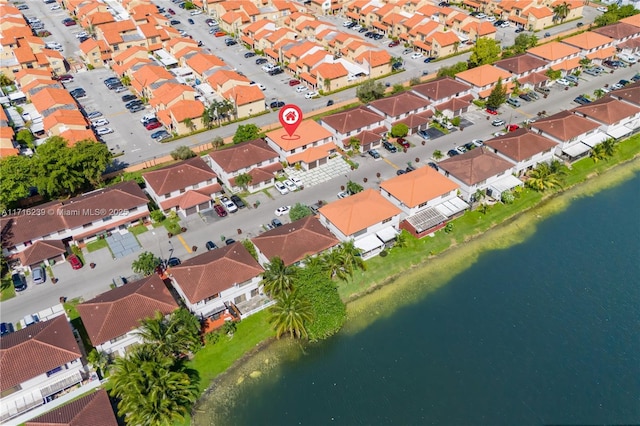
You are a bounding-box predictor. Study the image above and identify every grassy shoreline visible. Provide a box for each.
[187,139,639,424]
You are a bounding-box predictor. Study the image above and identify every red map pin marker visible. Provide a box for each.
[279,104,303,138]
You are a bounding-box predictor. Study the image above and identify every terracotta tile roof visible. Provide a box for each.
[159,184,221,210]
[494,54,549,75]
[26,389,118,426]
[150,82,195,108]
[321,106,384,134]
[43,109,88,130]
[252,216,339,266]
[287,141,337,165]
[429,31,461,47]
[18,239,66,267]
[485,128,558,162]
[59,129,98,145]
[438,147,514,186]
[369,92,431,117]
[319,189,402,236]
[593,22,640,39]
[455,64,512,87]
[562,32,613,50]
[527,41,580,61]
[435,94,474,112]
[169,99,204,123]
[572,96,640,125]
[170,242,263,304]
[550,56,582,72]
[186,53,225,75]
[517,71,549,85]
[0,315,81,392]
[394,110,433,128]
[23,78,61,93]
[462,21,497,37]
[224,85,264,106]
[31,88,75,112]
[526,6,553,19]
[380,166,459,208]
[209,138,279,173]
[143,157,217,195]
[0,181,147,249]
[620,14,640,28]
[609,81,640,106]
[531,110,600,142]
[266,119,333,152]
[77,274,178,346]
[314,62,348,80]
[586,46,617,60]
[206,69,250,88]
[412,77,471,101]
[356,49,391,67]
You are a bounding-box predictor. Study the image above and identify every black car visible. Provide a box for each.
[358,28,368,33]
[326,99,334,107]
[573,95,591,105]
[618,79,630,86]
[368,149,381,159]
[206,241,218,251]
[346,22,357,28]
[632,74,640,82]
[373,34,383,40]
[230,195,245,209]
[188,18,195,25]
[126,100,143,109]
[382,141,397,153]
[225,39,237,46]
[515,27,524,33]
[256,58,268,65]
[603,60,618,69]
[423,57,436,63]
[268,68,284,76]
[104,77,119,85]
[170,20,181,25]
[122,94,137,102]
[0,322,14,336]
[364,32,374,38]
[244,52,256,58]
[225,238,236,245]
[272,218,283,227]
[78,36,90,43]
[270,101,285,108]
[427,162,438,170]
[70,88,85,95]
[396,169,406,175]
[518,93,533,102]
[166,257,181,267]
[447,149,460,157]
[406,164,416,172]
[12,273,27,292]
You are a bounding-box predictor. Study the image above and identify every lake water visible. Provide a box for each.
[201,172,640,425]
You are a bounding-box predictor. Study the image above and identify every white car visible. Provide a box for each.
[86,111,102,119]
[342,21,352,27]
[274,181,289,195]
[46,42,62,50]
[353,25,362,31]
[274,206,291,216]
[476,13,487,19]
[295,85,307,93]
[597,6,608,12]
[493,131,507,137]
[556,78,571,86]
[95,127,113,135]
[305,91,318,99]
[92,118,109,126]
[262,64,275,72]
[337,191,349,199]
[411,52,423,60]
[190,9,203,15]
[499,21,510,28]
[290,176,302,187]
[283,179,297,192]
[75,31,89,39]
[114,86,127,93]
[471,139,484,147]
[220,196,238,213]
[140,113,156,123]
[51,4,61,10]
[618,53,637,64]
[486,16,496,22]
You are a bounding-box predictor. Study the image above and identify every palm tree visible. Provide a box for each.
[590,143,606,163]
[593,88,606,99]
[268,290,313,339]
[395,229,409,248]
[212,136,224,150]
[338,240,365,277]
[302,254,327,273]
[261,256,297,297]
[346,180,364,195]
[322,249,348,280]
[526,163,561,191]
[235,173,253,190]
[182,117,196,133]
[109,345,199,426]
[136,309,201,357]
[601,138,616,157]
[552,2,570,23]
[453,40,460,53]
[87,349,111,378]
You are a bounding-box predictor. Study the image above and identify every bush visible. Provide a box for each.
[379,250,388,257]
[501,190,515,204]
[150,210,166,223]
[205,332,220,345]
[170,146,196,161]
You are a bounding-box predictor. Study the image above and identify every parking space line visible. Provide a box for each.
[383,157,400,169]
[516,109,534,118]
[177,235,193,253]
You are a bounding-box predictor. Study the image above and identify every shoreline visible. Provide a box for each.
[191,156,639,424]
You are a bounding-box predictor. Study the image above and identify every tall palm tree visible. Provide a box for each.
[261,256,297,297]
[590,143,606,163]
[526,163,561,191]
[268,290,313,339]
[339,240,366,277]
[182,117,196,133]
[136,309,201,357]
[323,249,348,280]
[601,138,616,157]
[552,2,570,23]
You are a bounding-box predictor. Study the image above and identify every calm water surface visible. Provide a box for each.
[229,174,640,425]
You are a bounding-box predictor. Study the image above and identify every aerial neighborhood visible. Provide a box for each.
[1,0,639,423]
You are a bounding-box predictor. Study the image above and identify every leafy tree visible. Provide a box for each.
[268,289,313,339]
[109,344,199,426]
[391,83,405,94]
[590,143,607,163]
[512,33,538,55]
[437,61,468,78]
[469,38,501,68]
[295,264,346,340]
[552,2,570,23]
[601,138,616,157]
[390,123,409,138]
[242,240,258,261]
[15,129,35,149]
[595,4,639,27]
[211,136,224,150]
[545,69,562,80]
[0,155,34,209]
[72,141,112,187]
[233,124,262,144]
[0,73,12,86]
[347,137,361,152]
[132,251,161,276]
[289,202,313,221]
[486,77,507,109]
[202,107,214,129]
[235,173,252,190]
[526,163,561,191]
[346,180,363,195]
[170,146,197,161]
[136,309,202,357]
[33,136,85,197]
[356,79,386,103]
[87,349,111,378]
[432,150,443,160]
[579,57,592,68]
[182,118,196,133]
[395,229,409,248]
[261,256,298,297]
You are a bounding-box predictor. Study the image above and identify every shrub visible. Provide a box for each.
[150,210,166,223]
[379,250,388,257]
[501,190,515,204]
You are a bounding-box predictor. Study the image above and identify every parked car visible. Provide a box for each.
[486,107,498,115]
[584,67,602,76]
[96,127,114,135]
[618,53,637,64]
[225,39,238,46]
[151,130,170,140]
[402,48,413,55]
[565,75,579,85]
[305,91,319,99]
[396,169,406,175]
[270,101,285,109]
[506,124,520,132]
[283,179,297,192]
[91,118,109,127]
[167,257,181,267]
[492,118,505,127]
[447,149,460,157]
[0,322,15,336]
[515,27,524,33]
[129,104,145,113]
[213,204,227,217]
[68,254,83,270]
[288,79,301,86]
[506,97,521,107]
[397,138,410,149]
[145,121,162,130]
[230,195,246,209]
[382,141,398,153]
[62,19,77,26]
[295,85,307,93]
[225,238,236,245]
[255,58,268,65]
[214,31,226,37]
[535,86,551,95]
[556,78,571,86]
[220,196,238,213]
[32,266,46,284]
[427,162,438,170]
[410,52,423,60]
[122,94,137,102]
[170,19,181,25]
[141,113,157,124]
[602,60,619,69]
[518,93,533,102]
[388,40,400,47]
[244,52,256,58]
[268,68,283,76]
[275,181,289,195]
[86,111,102,119]
[337,191,349,199]
[423,57,436,63]
[327,100,334,107]
[290,176,303,188]
[274,206,291,216]
[12,273,27,292]
[206,241,218,251]
[471,139,484,147]
[368,149,381,159]
[573,95,591,105]
[272,218,283,227]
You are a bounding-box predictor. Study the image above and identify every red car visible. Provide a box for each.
[214,31,226,37]
[145,121,162,130]
[288,79,301,86]
[63,20,77,27]
[397,138,410,149]
[388,40,400,48]
[68,254,83,270]
[486,108,498,115]
[168,8,175,15]
[507,124,520,132]
[214,204,227,217]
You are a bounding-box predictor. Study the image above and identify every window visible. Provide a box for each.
[382,217,392,224]
[83,223,92,229]
[164,194,170,199]
[110,334,127,344]
[193,183,199,189]
[180,189,186,194]
[251,288,259,298]
[418,201,428,208]
[204,293,219,303]
[234,294,247,304]
[103,215,112,222]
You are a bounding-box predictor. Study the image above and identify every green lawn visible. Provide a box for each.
[86,238,108,253]
[0,274,16,301]
[129,224,149,236]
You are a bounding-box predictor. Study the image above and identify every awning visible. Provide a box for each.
[354,234,384,253]
[562,142,592,157]
[489,174,523,194]
[581,131,609,147]
[376,227,398,243]
[606,126,632,139]
[434,197,470,217]
[405,208,448,233]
